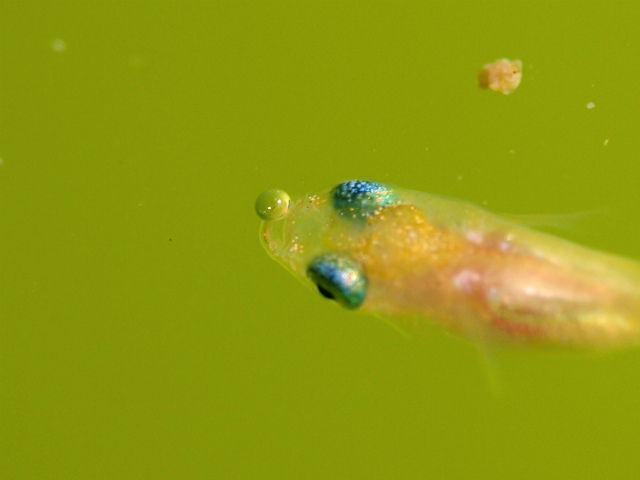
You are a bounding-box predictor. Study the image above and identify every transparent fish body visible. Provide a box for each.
[257,181,640,348]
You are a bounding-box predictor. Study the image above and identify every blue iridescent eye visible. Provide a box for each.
[331,180,398,219]
[307,253,367,309]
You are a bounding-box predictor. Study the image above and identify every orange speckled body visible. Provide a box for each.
[259,182,640,348]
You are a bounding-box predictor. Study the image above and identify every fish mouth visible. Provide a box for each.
[261,214,287,259]
[260,198,303,269]
[259,191,330,275]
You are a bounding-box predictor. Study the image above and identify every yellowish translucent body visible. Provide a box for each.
[259,184,640,348]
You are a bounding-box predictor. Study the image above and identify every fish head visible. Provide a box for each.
[255,180,399,309]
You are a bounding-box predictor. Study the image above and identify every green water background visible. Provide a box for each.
[3,1,640,478]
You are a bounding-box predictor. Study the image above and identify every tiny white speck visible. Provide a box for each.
[51,38,67,53]
[129,54,144,67]
[603,138,610,146]
[466,231,484,244]
[499,240,512,251]
[456,175,463,181]
[586,101,596,109]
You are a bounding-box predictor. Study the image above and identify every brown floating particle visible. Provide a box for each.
[478,58,522,95]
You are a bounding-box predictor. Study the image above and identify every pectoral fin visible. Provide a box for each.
[503,209,607,232]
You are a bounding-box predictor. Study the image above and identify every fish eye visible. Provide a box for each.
[307,253,367,309]
[255,189,291,221]
[331,180,397,219]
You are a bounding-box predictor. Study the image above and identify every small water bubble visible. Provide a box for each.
[255,189,290,221]
[603,138,610,146]
[586,101,596,109]
[51,38,67,53]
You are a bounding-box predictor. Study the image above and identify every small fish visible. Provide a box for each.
[255,180,640,349]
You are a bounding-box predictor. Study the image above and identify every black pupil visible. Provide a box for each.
[317,285,335,299]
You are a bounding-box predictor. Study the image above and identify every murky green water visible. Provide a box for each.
[3,2,640,478]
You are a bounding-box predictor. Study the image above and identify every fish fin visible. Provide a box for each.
[374,314,412,338]
[503,208,607,232]
[450,312,504,395]
[476,344,503,397]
